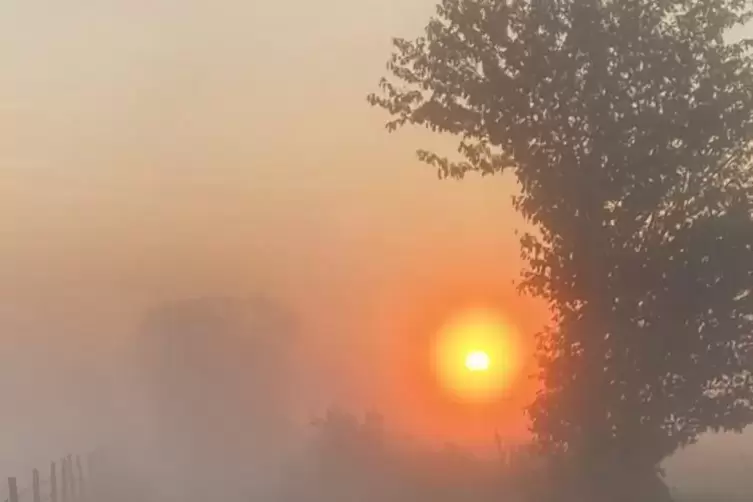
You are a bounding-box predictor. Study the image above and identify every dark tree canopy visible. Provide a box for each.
[369,0,753,495]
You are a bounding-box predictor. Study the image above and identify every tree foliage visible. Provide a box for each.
[275,409,506,502]
[368,0,753,493]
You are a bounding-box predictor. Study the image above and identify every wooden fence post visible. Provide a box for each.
[75,456,84,502]
[67,456,76,502]
[50,461,58,502]
[32,468,41,502]
[8,478,18,502]
[61,457,68,502]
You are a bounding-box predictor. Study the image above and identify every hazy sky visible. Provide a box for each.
[1,0,531,457]
[1,0,752,494]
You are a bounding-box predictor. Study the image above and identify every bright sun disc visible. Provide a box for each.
[433,308,520,403]
[465,351,490,372]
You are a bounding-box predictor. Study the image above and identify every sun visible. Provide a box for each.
[465,350,490,372]
[433,308,521,403]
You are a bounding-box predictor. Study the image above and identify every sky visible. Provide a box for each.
[1,0,752,495]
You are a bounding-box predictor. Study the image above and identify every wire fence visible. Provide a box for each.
[3,452,101,502]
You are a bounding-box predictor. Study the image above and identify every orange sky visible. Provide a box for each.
[1,0,752,490]
[0,0,544,449]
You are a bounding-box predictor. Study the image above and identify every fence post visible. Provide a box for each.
[75,456,84,502]
[50,461,58,502]
[8,478,18,502]
[61,458,68,502]
[67,456,76,502]
[32,468,41,502]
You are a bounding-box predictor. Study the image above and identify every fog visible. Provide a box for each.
[2,1,753,501]
[1,1,527,497]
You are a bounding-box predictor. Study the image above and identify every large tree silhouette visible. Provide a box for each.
[369,0,753,499]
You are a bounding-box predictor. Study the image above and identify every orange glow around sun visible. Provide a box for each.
[372,275,547,449]
[433,308,522,403]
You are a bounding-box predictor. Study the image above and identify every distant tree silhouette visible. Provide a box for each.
[275,409,505,502]
[369,0,753,499]
[273,409,399,502]
[139,296,297,501]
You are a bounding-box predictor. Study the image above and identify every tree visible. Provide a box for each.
[368,0,753,499]
[274,409,505,502]
[139,296,297,501]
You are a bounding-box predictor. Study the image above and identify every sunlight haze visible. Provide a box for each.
[2,1,752,498]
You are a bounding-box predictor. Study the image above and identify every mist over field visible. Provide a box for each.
[2,1,753,501]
